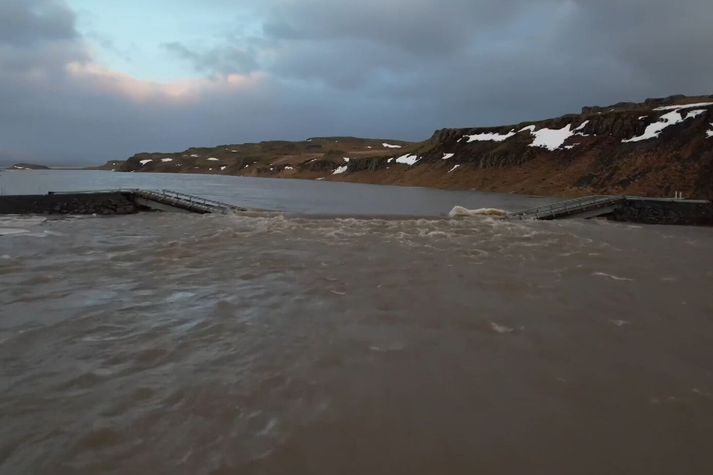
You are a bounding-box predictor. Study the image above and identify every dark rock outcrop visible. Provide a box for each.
[8,163,50,170]
[0,192,141,215]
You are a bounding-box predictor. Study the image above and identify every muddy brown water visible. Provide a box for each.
[1,171,713,474]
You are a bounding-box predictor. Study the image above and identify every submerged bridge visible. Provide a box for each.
[1,189,711,225]
[509,195,713,226]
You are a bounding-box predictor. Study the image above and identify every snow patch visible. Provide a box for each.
[573,120,589,131]
[161,158,173,162]
[448,164,461,173]
[382,143,402,149]
[622,109,702,143]
[686,109,706,119]
[284,166,294,170]
[220,166,227,171]
[638,116,648,120]
[461,130,515,143]
[394,154,419,166]
[207,157,220,161]
[190,154,200,158]
[442,153,455,160]
[139,159,153,166]
[573,120,591,136]
[524,124,576,151]
[333,165,348,175]
[654,102,713,111]
[706,123,713,138]
[343,157,350,162]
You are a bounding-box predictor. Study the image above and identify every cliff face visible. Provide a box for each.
[367,96,713,199]
[100,95,713,199]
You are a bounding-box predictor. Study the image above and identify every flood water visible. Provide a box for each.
[1,171,713,474]
[0,170,551,217]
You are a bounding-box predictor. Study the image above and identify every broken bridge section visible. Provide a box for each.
[0,189,244,215]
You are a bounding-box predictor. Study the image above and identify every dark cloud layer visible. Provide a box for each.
[0,0,76,46]
[1,0,712,165]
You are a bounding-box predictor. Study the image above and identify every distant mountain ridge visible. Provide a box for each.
[98,94,713,199]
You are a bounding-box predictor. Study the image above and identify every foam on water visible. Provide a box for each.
[0,216,47,236]
[0,228,31,236]
[592,271,634,281]
[448,206,508,218]
[489,322,516,334]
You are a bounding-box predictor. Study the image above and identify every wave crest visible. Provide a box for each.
[448,206,508,219]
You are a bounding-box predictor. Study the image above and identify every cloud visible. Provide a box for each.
[0,0,274,165]
[0,0,87,76]
[0,0,712,165]
[260,0,540,55]
[0,0,77,47]
[163,42,260,77]
[554,0,713,93]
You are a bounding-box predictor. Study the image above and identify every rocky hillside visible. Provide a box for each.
[98,136,417,179]
[100,94,713,199]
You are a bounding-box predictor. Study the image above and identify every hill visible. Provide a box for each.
[98,94,713,199]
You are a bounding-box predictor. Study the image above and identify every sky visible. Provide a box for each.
[1,0,712,165]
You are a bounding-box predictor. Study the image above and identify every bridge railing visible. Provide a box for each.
[135,189,238,212]
[159,189,236,209]
[510,195,624,220]
[38,188,245,214]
